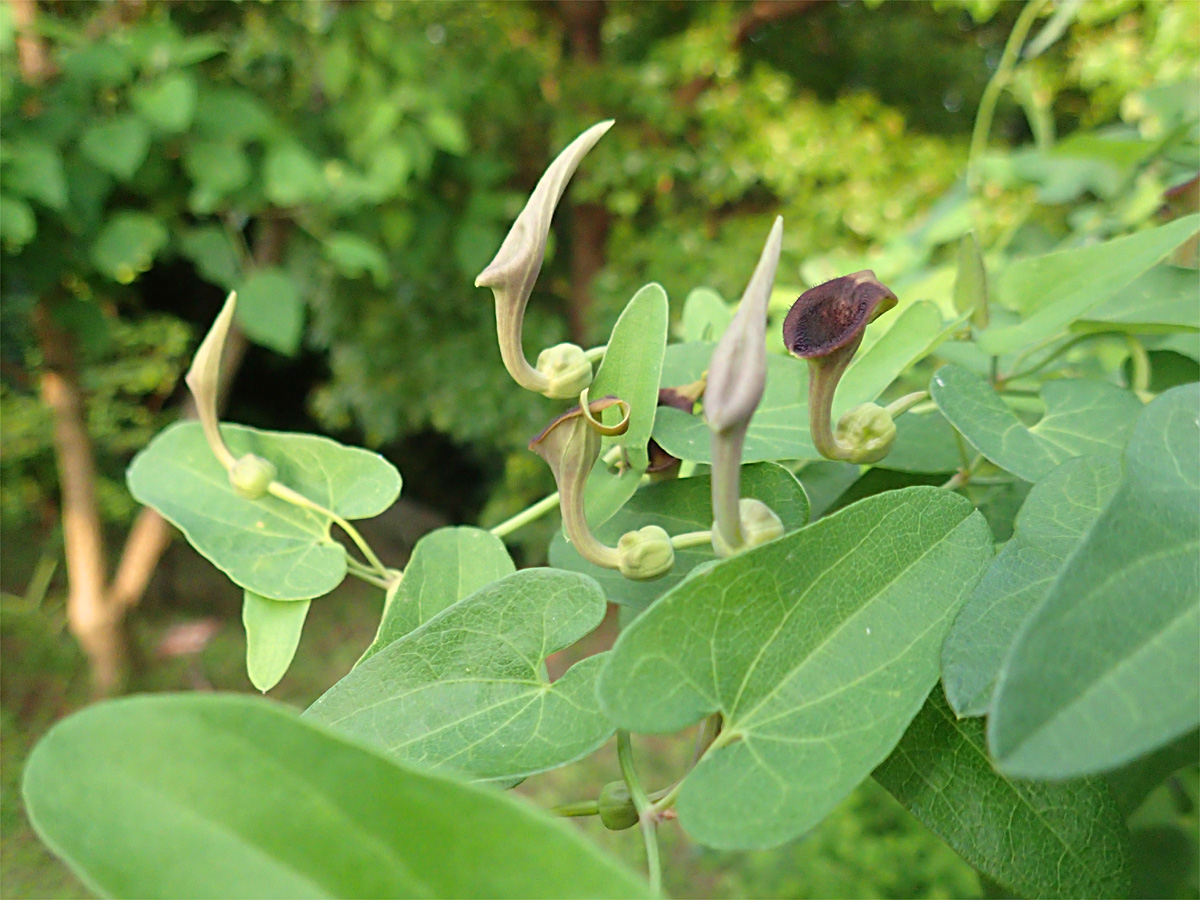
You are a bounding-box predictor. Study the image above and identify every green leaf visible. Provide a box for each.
[990,384,1200,778]
[552,462,810,610]
[23,694,650,899]
[194,87,277,142]
[90,212,168,283]
[78,116,151,180]
[131,71,198,133]
[953,231,988,329]
[178,225,241,289]
[930,365,1142,482]
[942,452,1122,716]
[127,422,401,601]
[183,139,251,198]
[680,287,733,342]
[4,140,68,210]
[654,301,955,464]
[980,216,1200,355]
[360,526,513,661]
[1106,729,1199,817]
[236,268,304,356]
[264,142,327,207]
[306,569,614,782]
[1075,265,1200,334]
[323,232,389,287]
[885,409,963,474]
[599,487,993,848]
[243,591,310,693]
[584,282,669,525]
[0,194,36,248]
[424,108,469,155]
[875,692,1131,900]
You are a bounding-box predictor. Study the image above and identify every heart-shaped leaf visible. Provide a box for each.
[942,452,1122,716]
[990,384,1200,778]
[931,365,1141,482]
[361,526,513,661]
[552,462,809,611]
[599,487,993,848]
[128,422,401,600]
[23,694,650,899]
[306,569,613,781]
[875,692,1131,900]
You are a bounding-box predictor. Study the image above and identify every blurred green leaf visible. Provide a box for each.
[127,422,401,600]
[876,691,1131,900]
[4,140,68,210]
[79,117,151,181]
[242,591,310,693]
[306,569,614,782]
[360,526,513,660]
[424,108,468,156]
[89,212,168,282]
[680,287,733,342]
[0,194,36,248]
[131,71,198,133]
[193,87,276,142]
[23,694,650,899]
[599,487,992,849]
[183,139,252,203]
[1076,265,1200,334]
[953,231,988,329]
[991,385,1200,778]
[236,268,304,356]
[322,232,389,287]
[264,142,327,207]
[178,225,241,289]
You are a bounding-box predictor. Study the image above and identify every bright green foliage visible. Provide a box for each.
[599,487,993,848]
[552,462,809,610]
[931,365,1142,482]
[680,288,733,343]
[875,692,1131,899]
[943,452,1122,716]
[361,526,513,661]
[127,422,401,600]
[236,269,305,357]
[584,283,670,525]
[884,410,963,474]
[990,384,1200,778]
[242,591,310,693]
[305,570,614,782]
[22,694,650,899]
[1078,265,1200,333]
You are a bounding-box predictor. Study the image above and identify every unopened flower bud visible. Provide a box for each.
[535,342,594,399]
[229,454,278,499]
[834,403,896,464]
[782,271,899,464]
[712,498,784,558]
[617,525,675,581]
[185,291,239,471]
[598,781,639,831]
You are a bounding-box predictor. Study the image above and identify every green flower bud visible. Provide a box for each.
[185,291,239,471]
[617,525,675,581]
[598,781,639,831]
[834,403,896,464]
[229,454,277,499]
[712,498,784,558]
[535,342,594,399]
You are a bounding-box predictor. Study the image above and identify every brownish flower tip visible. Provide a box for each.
[782,270,898,359]
[528,394,627,450]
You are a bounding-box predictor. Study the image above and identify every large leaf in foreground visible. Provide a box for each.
[599,487,993,848]
[551,463,809,611]
[584,283,669,525]
[942,452,1122,716]
[23,694,649,899]
[653,301,954,464]
[128,422,401,600]
[360,526,513,661]
[931,365,1140,482]
[875,692,1131,900]
[990,384,1200,777]
[980,215,1200,354]
[306,569,613,781]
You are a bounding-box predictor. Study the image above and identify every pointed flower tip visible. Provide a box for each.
[782,270,898,360]
[185,291,239,471]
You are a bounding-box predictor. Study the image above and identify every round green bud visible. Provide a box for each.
[535,342,593,399]
[712,498,784,558]
[598,781,639,831]
[617,525,675,581]
[834,402,896,464]
[229,454,277,499]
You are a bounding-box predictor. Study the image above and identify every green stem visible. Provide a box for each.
[884,390,928,419]
[553,800,600,817]
[267,482,390,578]
[489,492,561,539]
[941,453,984,491]
[345,557,392,589]
[967,0,1049,198]
[584,344,607,364]
[670,530,713,550]
[1002,332,1097,384]
[617,731,662,894]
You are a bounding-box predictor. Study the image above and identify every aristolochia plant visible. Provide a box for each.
[21,110,1200,900]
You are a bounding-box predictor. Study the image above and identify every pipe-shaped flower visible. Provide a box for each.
[782,270,899,464]
[529,392,630,571]
[184,291,278,490]
[646,377,707,478]
[476,120,614,399]
[704,216,784,556]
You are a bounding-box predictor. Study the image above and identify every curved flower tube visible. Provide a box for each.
[476,120,614,399]
[782,270,899,464]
